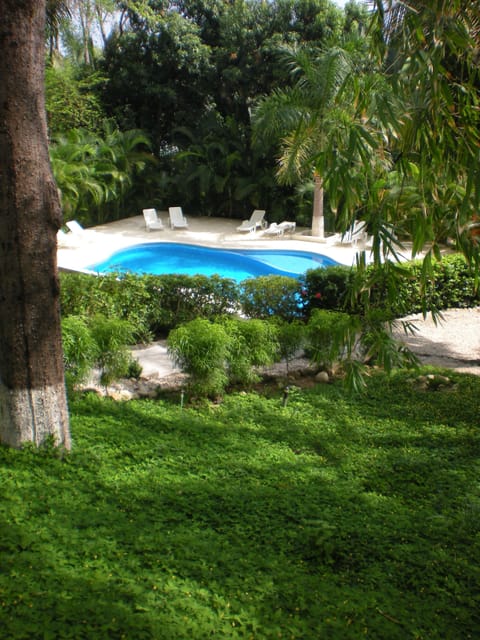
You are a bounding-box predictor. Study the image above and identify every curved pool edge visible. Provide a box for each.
[84,242,341,282]
[57,216,368,276]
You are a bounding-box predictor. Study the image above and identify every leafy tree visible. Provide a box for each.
[0,0,70,448]
[45,61,106,134]
[102,11,213,148]
[250,0,480,388]
[371,0,480,264]
[100,0,354,217]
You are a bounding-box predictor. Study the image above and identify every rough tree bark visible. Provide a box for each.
[0,0,71,448]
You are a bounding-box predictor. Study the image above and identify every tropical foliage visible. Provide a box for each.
[96,0,361,217]
[50,125,154,224]
[45,61,106,133]
[49,0,480,391]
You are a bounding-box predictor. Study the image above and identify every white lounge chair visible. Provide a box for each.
[64,220,98,243]
[328,221,368,247]
[263,221,296,236]
[236,209,267,233]
[168,206,189,229]
[143,208,165,231]
[66,220,87,236]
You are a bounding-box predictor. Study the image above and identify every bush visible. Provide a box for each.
[240,275,304,320]
[60,253,480,352]
[88,315,137,388]
[305,254,480,319]
[306,309,361,369]
[61,313,138,392]
[153,274,240,331]
[61,315,98,393]
[367,254,480,317]
[167,318,230,397]
[304,265,354,315]
[60,272,240,338]
[168,317,282,396]
[220,317,279,385]
[60,272,166,342]
[272,318,307,372]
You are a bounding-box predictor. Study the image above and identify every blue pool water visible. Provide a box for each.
[88,242,339,282]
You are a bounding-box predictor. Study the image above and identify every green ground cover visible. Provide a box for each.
[0,371,479,639]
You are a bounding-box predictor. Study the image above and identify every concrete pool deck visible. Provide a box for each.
[57,213,416,273]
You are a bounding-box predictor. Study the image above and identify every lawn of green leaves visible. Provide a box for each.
[1,370,479,639]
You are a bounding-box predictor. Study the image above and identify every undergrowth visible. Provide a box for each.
[0,370,479,639]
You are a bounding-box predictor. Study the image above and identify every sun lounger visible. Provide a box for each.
[143,208,165,231]
[264,221,296,236]
[57,229,80,248]
[236,209,267,233]
[327,221,369,246]
[168,206,189,229]
[63,220,97,243]
[66,220,88,236]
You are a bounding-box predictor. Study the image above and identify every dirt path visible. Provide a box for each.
[131,307,480,382]
[391,307,480,375]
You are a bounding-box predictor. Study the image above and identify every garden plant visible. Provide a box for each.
[0,371,479,638]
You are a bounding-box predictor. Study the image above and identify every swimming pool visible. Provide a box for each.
[88,242,339,282]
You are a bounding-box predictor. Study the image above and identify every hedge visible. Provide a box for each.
[60,253,480,340]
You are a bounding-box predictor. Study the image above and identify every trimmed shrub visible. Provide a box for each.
[305,253,480,318]
[153,274,240,331]
[60,253,480,351]
[60,272,154,342]
[240,275,305,320]
[367,254,480,316]
[60,271,240,338]
[304,265,354,314]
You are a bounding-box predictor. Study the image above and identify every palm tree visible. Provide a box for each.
[46,0,71,59]
[252,45,354,239]
[50,126,154,224]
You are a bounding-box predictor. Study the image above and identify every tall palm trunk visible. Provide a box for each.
[311,172,325,239]
[0,0,71,449]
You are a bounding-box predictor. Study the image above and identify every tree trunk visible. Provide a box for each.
[311,172,324,239]
[0,0,71,449]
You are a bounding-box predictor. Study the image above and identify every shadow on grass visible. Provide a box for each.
[0,381,479,638]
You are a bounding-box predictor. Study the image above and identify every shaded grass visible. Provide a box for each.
[0,370,479,639]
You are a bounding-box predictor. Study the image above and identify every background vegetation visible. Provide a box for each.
[1,372,479,638]
[46,0,369,224]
